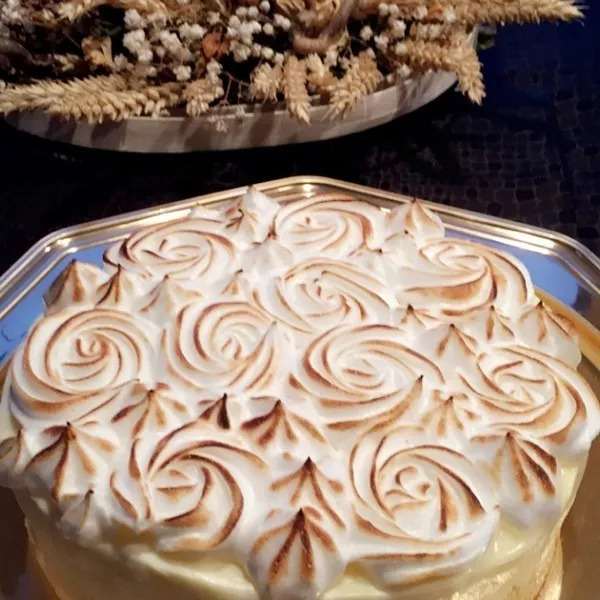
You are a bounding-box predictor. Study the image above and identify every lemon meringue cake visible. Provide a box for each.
[1,189,599,600]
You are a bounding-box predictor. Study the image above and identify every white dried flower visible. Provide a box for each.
[250,20,262,33]
[251,43,262,57]
[388,4,400,17]
[179,23,206,42]
[113,54,130,71]
[262,46,274,59]
[324,48,338,67]
[274,52,285,65]
[443,8,457,22]
[159,31,186,60]
[123,29,146,53]
[123,29,156,64]
[389,18,406,38]
[378,3,389,17]
[207,59,223,74]
[274,14,291,30]
[239,21,254,43]
[396,64,411,78]
[229,15,242,28]
[207,11,220,25]
[231,40,252,62]
[0,80,6,92]
[173,65,192,81]
[124,9,145,30]
[374,34,389,50]
[236,6,248,17]
[394,41,407,55]
[137,48,154,64]
[259,0,270,12]
[248,6,259,18]
[263,23,275,35]
[159,31,180,49]
[235,104,246,120]
[1,0,23,25]
[360,25,373,41]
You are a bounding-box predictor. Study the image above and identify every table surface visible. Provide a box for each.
[0,15,598,276]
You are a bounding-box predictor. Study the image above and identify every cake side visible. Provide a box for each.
[0,190,598,600]
[16,488,565,600]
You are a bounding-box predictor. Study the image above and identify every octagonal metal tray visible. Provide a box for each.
[0,176,599,600]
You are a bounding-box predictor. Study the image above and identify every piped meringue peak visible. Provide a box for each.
[1,190,599,599]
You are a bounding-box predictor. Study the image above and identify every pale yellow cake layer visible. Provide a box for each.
[17,457,581,600]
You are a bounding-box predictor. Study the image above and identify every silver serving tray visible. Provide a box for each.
[1,176,599,366]
[1,176,600,600]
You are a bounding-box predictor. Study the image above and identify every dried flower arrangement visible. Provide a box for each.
[0,0,583,126]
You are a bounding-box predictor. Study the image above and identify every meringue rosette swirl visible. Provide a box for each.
[274,194,386,258]
[164,301,281,394]
[471,346,600,455]
[254,258,395,336]
[10,308,159,423]
[350,427,499,585]
[110,419,266,552]
[292,325,442,437]
[104,216,236,282]
[386,200,445,245]
[398,239,536,318]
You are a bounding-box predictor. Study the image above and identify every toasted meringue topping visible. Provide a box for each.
[43,261,108,314]
[254,259,395,337]
[274,194,386,258]
[2,189,599,599]
[396,239,537,319]
[350,427,499,585]
[104,216,235,282]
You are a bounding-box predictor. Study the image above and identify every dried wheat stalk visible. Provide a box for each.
[328,51,383,117]
[184,78,224,116]
[283,56,310,123]
[305,53,336,91]
[249,64,283,102]
[452,0,583,25]
[355,0,582,23]
[397,34,484,103]
[0,75,182,122]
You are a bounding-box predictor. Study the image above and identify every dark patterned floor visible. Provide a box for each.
[0,12,599,274]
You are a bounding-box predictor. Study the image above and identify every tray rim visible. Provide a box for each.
[1,175,599,312]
